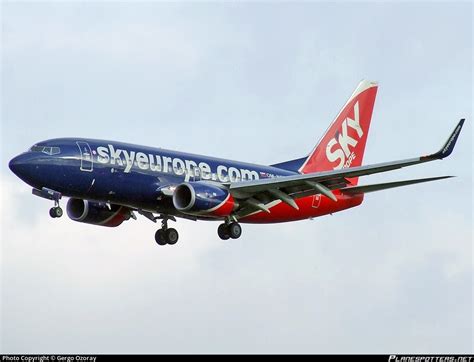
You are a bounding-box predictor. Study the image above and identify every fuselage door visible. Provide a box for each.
[76,141,93,172]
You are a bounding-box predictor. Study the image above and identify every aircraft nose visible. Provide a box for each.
[9,153,37,180]
[9,152,53,189]
[9,154,23,176]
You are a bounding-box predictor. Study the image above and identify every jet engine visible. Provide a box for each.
[66,198,132,227]
[172,182,236,217]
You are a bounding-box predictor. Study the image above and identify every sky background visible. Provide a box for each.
[1,1,472,354]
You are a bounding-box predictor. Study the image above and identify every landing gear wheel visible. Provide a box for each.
[154,215,179,246]
[55,207,63,218]
[49,207,63,218]
[155,229,167,246]
[165,228,179,245]
[218,223,230,240]
[228,222,242,239]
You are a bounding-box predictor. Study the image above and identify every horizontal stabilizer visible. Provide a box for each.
[340,176,454,195]
[270,157,307,172]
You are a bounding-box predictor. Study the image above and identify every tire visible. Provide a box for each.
[49,207,57,218]
[228,222,242,239]
[166,228,179,245]
[155,229,167,246]
[54,207,63,218]
[217,224,230,240]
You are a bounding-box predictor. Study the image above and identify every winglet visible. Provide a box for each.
[424,119,465,160]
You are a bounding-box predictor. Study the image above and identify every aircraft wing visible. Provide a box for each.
[339,176,454,195]
[229,119,464,215]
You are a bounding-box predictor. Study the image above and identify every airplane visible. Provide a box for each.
[8,80,465,246]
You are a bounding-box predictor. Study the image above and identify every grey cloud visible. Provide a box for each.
[1,1,472,354]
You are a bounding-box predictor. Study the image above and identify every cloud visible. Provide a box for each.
[1,1,472,354]
[1,175,471,353]
[3,17,202,72]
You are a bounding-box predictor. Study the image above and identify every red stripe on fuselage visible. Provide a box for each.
[208,194,236,218]
[239,193,364,223]
[102,206,128,227]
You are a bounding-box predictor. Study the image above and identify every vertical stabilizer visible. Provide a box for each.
[299,80,378,185]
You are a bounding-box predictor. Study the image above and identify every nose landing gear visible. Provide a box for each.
[32,187,63,219]
[49,205,63,218]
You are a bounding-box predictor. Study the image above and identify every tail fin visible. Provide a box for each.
[299,80,378,185]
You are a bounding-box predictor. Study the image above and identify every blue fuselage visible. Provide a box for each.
[9,138,296,218]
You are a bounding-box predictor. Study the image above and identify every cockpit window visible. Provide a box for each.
[29,145,61,155]
[30,145,45,152]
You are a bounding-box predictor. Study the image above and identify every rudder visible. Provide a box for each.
[299,79,378,186]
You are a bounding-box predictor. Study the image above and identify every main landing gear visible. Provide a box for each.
[217,221,242,240]
[155,217,179,246]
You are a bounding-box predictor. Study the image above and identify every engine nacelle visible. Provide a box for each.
[172,182,236,217]
[66,198,131,227]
